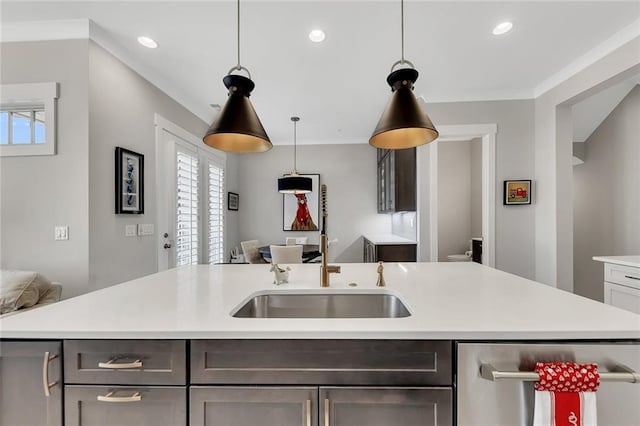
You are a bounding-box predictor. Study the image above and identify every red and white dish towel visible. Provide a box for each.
[533,362,600,426]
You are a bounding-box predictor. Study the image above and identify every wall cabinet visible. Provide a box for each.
[377,148,416,213]
[364,238,417,262]
[0,340,62,426]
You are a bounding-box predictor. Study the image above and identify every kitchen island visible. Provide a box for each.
[1,262,639,426]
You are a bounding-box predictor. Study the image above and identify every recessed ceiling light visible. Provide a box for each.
[309,29,326,43]
[492,22,513,36]
[137,36,158,49]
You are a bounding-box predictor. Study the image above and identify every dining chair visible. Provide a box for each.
[270,245,303,264]
[286,237,308,245]
[241,240,265,264]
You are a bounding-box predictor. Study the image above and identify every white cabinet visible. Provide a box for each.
[603,262,640,314]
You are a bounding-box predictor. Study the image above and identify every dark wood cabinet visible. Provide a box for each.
[364,238,417,262]
[0,341,62,426]
[377,148,416,213]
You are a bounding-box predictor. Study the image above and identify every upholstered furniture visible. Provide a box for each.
[241,240,266,264]
[269,245,303,264]
[0,270,62,315]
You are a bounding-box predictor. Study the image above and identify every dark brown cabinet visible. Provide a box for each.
[0,341,62,426]
[364,238,417,262]
[377,148,416,213]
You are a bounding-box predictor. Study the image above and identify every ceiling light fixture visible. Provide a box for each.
[203,0,272,153]
[278,116,312,194]
[309,29,326,43]
[492,21,513,35]
[137,36,158,49]
[369,0,438,149]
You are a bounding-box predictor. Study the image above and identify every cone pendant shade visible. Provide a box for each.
[203,74,272,153]
[370,69,438,149]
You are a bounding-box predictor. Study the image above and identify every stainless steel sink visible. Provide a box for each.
[232,292,411,318]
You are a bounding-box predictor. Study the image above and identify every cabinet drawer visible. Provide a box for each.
[65,385,186,426]
[604,282,640,314]
[64,340,186,385]
[604,263,640,289]
[191,340,452,386]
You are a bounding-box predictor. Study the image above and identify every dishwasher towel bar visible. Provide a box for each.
[480,363,640,383]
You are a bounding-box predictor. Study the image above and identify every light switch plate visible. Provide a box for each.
[54,226,69,241]
[138,223,154,236]
[125,224,137,237]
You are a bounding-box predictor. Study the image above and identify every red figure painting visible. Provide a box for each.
[291,194,318,231]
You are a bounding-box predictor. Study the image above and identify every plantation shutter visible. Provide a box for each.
[175,146,199,266]
[207,157,225,264]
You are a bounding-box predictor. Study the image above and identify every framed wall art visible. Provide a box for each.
[228,191,239,211]
[282,174,320,231]
[503,179,531,205]
[115,147,144,214]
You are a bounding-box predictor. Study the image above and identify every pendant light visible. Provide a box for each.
[203,0,272,153]
[369,0,438,149]
[278,117,312,194]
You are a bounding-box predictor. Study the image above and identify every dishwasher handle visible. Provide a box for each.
[480,363,640,383]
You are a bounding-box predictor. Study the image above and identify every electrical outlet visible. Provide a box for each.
[138,223,154,236]
[54,226,69,241]
[125,224,137,237]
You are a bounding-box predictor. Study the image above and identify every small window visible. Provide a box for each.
[0,82,58,156]
[0,107,46,145]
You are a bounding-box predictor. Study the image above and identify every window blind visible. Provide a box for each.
[176,149,199,266]
[208,161,225,264]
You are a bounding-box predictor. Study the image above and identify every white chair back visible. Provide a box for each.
[270,245,303,264]
[286,237,308,245]
[241,240,264,264]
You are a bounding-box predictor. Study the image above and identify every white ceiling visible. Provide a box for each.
[2,1,639,144]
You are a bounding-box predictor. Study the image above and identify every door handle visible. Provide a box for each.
[163,243,172,249]
[42,351,58,397]
[324,398,330,426]
[98,358,143,369]
[97,391,142,402]
[305,399,311,426]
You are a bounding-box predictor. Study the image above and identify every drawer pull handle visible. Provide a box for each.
[98,358,143,369]
[42,351,58,397]
[624,275,640,281]
[324,398,330,426]
[305,399,311,426]
[97,391,142,402]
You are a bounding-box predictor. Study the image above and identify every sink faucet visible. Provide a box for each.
[320,184,340,287]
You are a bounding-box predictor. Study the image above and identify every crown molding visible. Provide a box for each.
[0,19,90,42]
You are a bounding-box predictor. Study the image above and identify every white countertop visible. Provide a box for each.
[1,262,638,340]
[363,234,417,245]
[593,255,640,268]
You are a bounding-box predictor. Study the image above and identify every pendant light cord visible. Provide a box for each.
[401,0,405,64]
[236,0,241,70]
[293,119,297,173]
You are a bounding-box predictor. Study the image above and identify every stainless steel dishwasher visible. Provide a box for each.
[457,342,640,426]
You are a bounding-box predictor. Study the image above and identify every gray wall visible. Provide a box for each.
[419,99,536,279]
[438,140,472,261]
[573,85,640,302]
[0,40,91,298]
[234,144,390,263]
[87,41,209,291]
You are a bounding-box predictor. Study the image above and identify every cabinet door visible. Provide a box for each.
[190,386,318,426]
[320,387,452,426]
[65,386,186,426]
[604,281,640,313]
[0,340,62,426]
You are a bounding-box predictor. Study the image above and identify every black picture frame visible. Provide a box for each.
[282,173,320,231]
[228,192,239,211]
[503,179,532,205]
[115,147,144,214]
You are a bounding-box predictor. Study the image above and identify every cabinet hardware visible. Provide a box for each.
[480,363,640,383]
[305,399,311,426]
[98,358,143,369]
[42,351,58,397]
[97,391,142,402]
[624,275,640,281]
[324,398,330,426]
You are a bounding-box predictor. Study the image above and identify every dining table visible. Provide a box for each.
[258,244,321,263]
